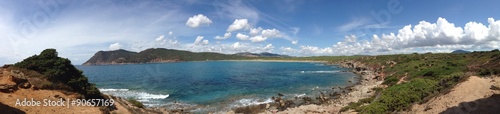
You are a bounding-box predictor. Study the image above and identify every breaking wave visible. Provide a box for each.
[99,88,169,106]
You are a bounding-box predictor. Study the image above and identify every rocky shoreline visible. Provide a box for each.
[266,60,384,113]
[224,60,385,113]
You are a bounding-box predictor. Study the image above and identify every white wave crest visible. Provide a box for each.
[99,88,169,100]
[294,93,306,98]
[99,88,129,91]
[233,98,273,107]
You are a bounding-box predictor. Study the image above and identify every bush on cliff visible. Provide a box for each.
[14,49,103,99]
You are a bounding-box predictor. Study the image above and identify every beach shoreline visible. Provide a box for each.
[278,60,382,113]
[220,60,384,113]
[242,60,384,114]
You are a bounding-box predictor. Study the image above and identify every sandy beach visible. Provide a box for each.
[408,76,500,113]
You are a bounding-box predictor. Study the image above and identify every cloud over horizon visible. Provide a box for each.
[194,36,209,45]
[2,0,500,64]
[109,43,122,50]
[283,17,500,56]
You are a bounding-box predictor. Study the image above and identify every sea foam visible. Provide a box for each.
[232,98,273,107]
[99,88,169,105]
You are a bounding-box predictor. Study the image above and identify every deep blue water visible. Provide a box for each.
[76,61,357,111]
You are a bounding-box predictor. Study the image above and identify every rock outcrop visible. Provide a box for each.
[0,69,29,93]
[337,60,386,81]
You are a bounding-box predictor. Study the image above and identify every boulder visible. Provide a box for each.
[10,70,27,83]
[0,85,15,92]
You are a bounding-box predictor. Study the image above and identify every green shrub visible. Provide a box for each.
[359,97,375,104]
[359,102,387,114]
[340,102,362,112]
[14,49,103,99]
[382,76,398,86]
[423,71,435,77]
[340,96,376,112]
[372,87,383,93]
[377,78,438,111]
[128,98,144,108]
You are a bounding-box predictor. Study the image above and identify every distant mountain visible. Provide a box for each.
[82,48,245,65]
[451,50,471,54]
[235,52,290,57]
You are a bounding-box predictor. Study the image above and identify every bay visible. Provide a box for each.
[76,61,357,112]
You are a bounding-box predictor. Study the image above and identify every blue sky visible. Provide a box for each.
[1,0,500,64]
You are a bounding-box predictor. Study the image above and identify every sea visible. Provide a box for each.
[76,61,357,112]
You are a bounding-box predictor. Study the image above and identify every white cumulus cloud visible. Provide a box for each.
[236,33,250,40]
[280,47,298,54]
[261,29,283,38]
[249,27,262,36]
[328,17,500,55]
[215,32,232,40]
[155,35,165,42]
[277,17,500,56]
[249,35,267,43]
[186,14,213,28]
[109,42,122,50]
[227,19,251,32]
[264,44,274,50]
[194,36,209,45]
[299,46,333,55]
[155,35,166,45]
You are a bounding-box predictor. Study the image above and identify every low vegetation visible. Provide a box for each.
[288,49,500,113]
[353,50,500,113]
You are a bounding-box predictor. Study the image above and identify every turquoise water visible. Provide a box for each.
[76,61,357,111]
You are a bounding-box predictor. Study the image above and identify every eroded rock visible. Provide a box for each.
[0,76,17,92]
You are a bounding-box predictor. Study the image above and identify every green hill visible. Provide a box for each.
[82,48,247,65]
